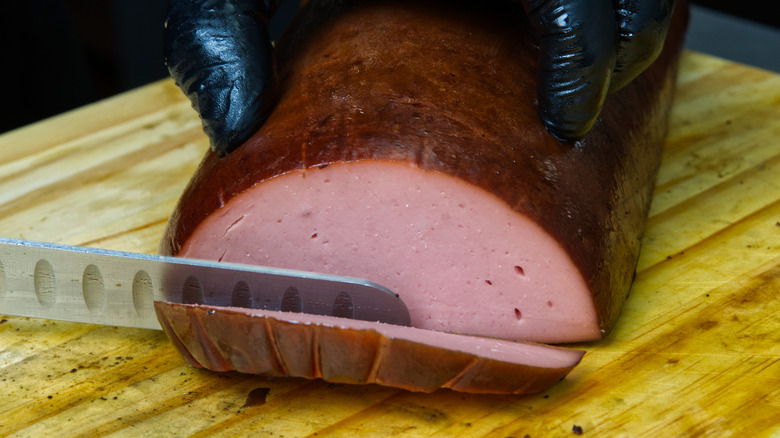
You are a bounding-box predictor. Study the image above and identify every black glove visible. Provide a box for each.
[164,0,275,157]
[520,0,676,140]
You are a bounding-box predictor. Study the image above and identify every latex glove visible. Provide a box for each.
[164,0,276,157]
[520,0,677,140]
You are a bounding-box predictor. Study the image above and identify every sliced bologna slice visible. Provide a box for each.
[159,0,688,392]
[155,302,585,394]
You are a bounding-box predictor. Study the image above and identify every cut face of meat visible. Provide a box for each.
[179,160,600,343]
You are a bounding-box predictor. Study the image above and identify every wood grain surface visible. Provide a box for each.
[0,51,778,437]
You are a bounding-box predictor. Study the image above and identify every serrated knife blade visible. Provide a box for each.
[0,237,411,329]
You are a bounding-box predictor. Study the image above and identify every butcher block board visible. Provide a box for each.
[1,51,778,437]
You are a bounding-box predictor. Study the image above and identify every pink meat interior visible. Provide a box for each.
[179,160,601,343]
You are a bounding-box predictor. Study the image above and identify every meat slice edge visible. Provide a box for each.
[154,301,585,395]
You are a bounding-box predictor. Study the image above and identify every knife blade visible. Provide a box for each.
[0,237,411,329]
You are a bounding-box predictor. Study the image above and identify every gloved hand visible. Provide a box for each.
[164,0,676,156]
[164,0,276,157]
[520,0,677,140]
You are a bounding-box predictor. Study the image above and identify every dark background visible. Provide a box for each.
[1,0,777,135]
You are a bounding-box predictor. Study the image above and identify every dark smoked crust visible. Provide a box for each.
[154,301,584,394]
[161,0,689,338]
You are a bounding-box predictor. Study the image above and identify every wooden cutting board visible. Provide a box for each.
[0,51,778,437]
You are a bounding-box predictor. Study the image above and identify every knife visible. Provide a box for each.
[0,237,411,329]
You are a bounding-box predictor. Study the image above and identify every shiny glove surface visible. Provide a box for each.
[164,0,275,156]
[520,0,676,140]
